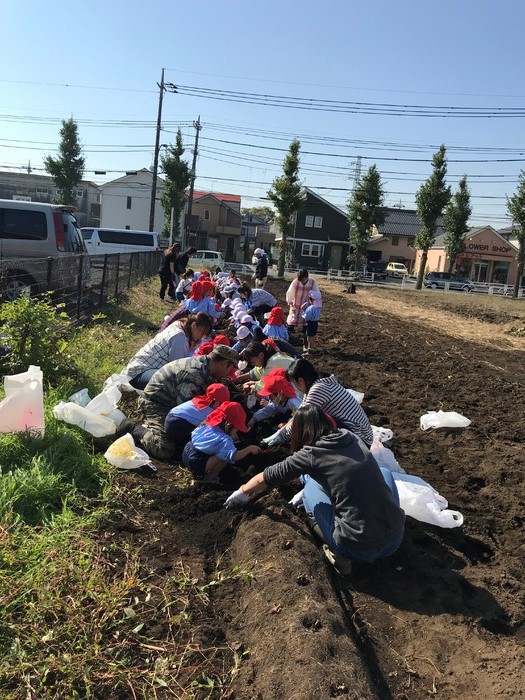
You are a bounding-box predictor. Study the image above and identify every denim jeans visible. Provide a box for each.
[129,368,157,390]
[302,468,402,562]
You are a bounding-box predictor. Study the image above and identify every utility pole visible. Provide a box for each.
[184,116,202,249]
[149,68,165,233]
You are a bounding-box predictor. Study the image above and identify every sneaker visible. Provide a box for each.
[322,544,353,576]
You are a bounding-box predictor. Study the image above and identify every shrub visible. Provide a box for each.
[0,294,72,379]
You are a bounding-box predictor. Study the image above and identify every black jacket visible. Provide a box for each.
[255,255,268,279]
[264,429,405,552]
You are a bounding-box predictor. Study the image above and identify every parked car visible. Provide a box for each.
[223,262,256,276]
[81,228,160,255]
[188,250,226,270]
[424,271,473,292]
[0,199,90,300]
[386,262,409,278]
[366,261,388,279]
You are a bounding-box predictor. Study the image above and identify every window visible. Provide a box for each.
[36,187,48,195]
[126,196,132,210]
[77,189,83,198]
[204,251,219,259]
[98,230,154,246]
[0,208,47,240]
[392,235,399,246]
[204,209,210,220]
[407,237,415,248]
[314,216,323,228]
[95,194,101,203]
[82,229,94,240]
[305,215,314,227]
[125,225,130,230]
[301,242,324,257]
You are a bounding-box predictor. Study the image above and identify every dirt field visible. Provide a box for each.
[111,280,525,699]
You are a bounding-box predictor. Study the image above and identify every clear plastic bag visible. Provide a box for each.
[393,472,464,528]
[0,365,45,435]
[372,426,394,443]
[420,410,471,430]
[68,388,91,407]
[104,434,153,470]
[370,439,405,474]
[103,372,135,393]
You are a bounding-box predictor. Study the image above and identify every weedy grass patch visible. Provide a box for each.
[0,279,241,698]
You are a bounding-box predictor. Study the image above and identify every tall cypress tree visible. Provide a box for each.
[267,140,303,278]
[348,165,385,270]
[506,170,525,298]
[44,118,85,205]
[443,175,472,273]
[160,129,191,243]
[415,145,451,289]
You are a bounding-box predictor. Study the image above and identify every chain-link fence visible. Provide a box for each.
[0,251,162,322]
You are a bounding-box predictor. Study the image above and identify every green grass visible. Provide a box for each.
[0,279,241,698]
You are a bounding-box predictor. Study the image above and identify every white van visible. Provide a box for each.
[81,228,160,255]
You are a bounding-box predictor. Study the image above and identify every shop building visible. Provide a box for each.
[415,226,520,285]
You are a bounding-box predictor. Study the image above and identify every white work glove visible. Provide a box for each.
[224,488,251,509]
[288,489,304,509]
[261,431,283,448]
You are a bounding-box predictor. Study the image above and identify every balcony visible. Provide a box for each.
[215,225,241,236]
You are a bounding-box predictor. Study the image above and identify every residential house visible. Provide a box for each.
[100,169,164,232]
[241,213,274,261]
[0,170,101,227]
[368,207,444,274]
[272,188,350,270]
[188,191,242,262]
[415,226,520,285]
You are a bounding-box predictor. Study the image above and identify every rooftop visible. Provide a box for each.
[375,207,444,237]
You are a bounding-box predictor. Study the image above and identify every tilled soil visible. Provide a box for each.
[109,280,525,699]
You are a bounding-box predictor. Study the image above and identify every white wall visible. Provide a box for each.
[100,171,164,232]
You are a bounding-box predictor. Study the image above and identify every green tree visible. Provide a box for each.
[415,145,452,289]
[44,118,85,205]
[348,165,385,270]
[267,139,303,278]
[443,175,472,273]
[160,129,192,243]
[506,170,525,298]
[241,206,275,223]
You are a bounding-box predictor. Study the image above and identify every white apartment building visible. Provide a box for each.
[100,169,165,232]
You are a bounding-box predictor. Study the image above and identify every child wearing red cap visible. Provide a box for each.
[247,368,301,429]
[164,383,231,444]
[262,306,289,341]
[182,401,261,481]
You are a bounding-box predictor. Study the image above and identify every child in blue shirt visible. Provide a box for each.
[232,325,253,353]
[164,383,230,445]
[262,306,289,341]
[247,368,301,429]
[182,401,260,481]
[301,290,322,355]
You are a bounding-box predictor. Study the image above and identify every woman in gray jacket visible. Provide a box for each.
[224,405,405,567]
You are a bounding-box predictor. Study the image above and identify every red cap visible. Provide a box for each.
[198,270,211,279]
[206,401,249,432]
[267,306,284,326]
[262,338,278,351]
[190,281,204,301]
[194,341,215,356]
[201,280,215,294]
[258,369,296,398]
[192,383,231,409]
[214,334,230,347]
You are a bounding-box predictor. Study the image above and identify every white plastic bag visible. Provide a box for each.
[53,402,117,438]
[103,372,135,393]
[104,434,153,470]
[370,439,405,474]
[372,426,394,443]
[85,384,121,416]
[347,388,364,404]
[393,472,464,528]
[420,410,471,431]
[0,365,45,435]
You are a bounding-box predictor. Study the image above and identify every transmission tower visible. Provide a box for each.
[350,156,362,194]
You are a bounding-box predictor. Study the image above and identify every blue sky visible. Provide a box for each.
[2,0,525,226]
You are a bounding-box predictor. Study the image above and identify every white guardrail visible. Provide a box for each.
[281,267,524,297]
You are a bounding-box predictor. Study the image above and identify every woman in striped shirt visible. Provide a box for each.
[262,358,373,447]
